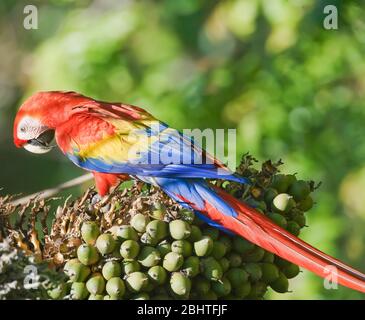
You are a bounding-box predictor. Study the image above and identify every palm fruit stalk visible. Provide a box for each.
[0,154,318,299]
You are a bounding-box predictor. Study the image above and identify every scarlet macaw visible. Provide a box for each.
[13,91,365,293]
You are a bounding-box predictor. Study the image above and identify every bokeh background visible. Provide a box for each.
[1,0,365,299]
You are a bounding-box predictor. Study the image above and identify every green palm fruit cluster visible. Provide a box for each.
[58,166,314,300]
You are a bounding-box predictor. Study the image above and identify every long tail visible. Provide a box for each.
[156,177,365,293]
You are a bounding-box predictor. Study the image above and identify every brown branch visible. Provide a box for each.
[11,173,94,206]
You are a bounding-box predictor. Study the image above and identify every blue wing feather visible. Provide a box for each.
[144,177,237,233]
[67,152,247,183]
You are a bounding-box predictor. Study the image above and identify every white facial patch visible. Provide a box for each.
[17,116,48,141]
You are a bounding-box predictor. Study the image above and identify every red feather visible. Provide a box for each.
[55,114,116,153]
[92,172,129,196]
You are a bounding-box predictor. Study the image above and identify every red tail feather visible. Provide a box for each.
[214,187,365,293]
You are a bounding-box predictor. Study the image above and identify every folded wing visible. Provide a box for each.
[55,104,247,183]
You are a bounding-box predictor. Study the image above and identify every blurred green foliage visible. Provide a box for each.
[0,0,365,299]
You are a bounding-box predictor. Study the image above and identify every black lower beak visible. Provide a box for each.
[28,138,47,147]
[28,129,55,147]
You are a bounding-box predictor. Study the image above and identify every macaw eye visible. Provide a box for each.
[20,126,26,132]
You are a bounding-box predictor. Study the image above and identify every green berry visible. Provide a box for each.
[212,277,232,297]
[272,193,295,213]
[102,261,122,280]
[189,225,203,242]
[171,240,192,257]
[106,277,125,298]
[138,246,161,267]
[282,263,300,279]
[81,222,100,245]
[140,232,158,246]
[96,233,116,255]
[271,174,290,193]
[86,274,105,295]
[247,281,267,299]
[163,252,184,272]
[121,260,141,275]
[243,246,265,262]
[192,276,211,294]
[211,241,227,260]
[219,257,230,272]
[227,252,242,267]
[169,220,191,240]
[274,257,291,269]
[150,203,166,220]
[262,252,275,263]
[170,272,191,297]
[298,196,313,212]
[179,209,195,224]
[286,221,301,236]
[260,263,280,283]
[131,214,150,233]
[264,188,279,205]
[267,212,287,228]
[226,268,249,287]
[77,244,100,266]
[146,220,168,241]
[63,258,78,272]
[292,211,306,227]
[232,237,254,255]
[47,283,67,300]
[233,281,251,299]
[286,174,297,186]
[193,236,213,256]
[111,225,138,241]
[125,272,149,292]
[120,240,140,259]
[244,263,262,281]
[218,236,233,253]
[144,282,157,294]
[64,260,90,282]
[156,240,171,257]
[288,180,310,201]
[70,282,89,300]
[201,257,223,281]
[181,256,200,277]
[148,266,167,285]
[270,272,289,293]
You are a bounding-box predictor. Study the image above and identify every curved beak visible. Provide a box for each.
[23,129,55,154]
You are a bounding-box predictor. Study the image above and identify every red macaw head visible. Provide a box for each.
[13,91,91,154]
[13,115,55,154]
[13,93,56,154]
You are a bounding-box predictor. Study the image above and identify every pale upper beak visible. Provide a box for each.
[23,129,55,154]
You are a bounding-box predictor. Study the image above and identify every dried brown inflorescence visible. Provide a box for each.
[1,181,184,266]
